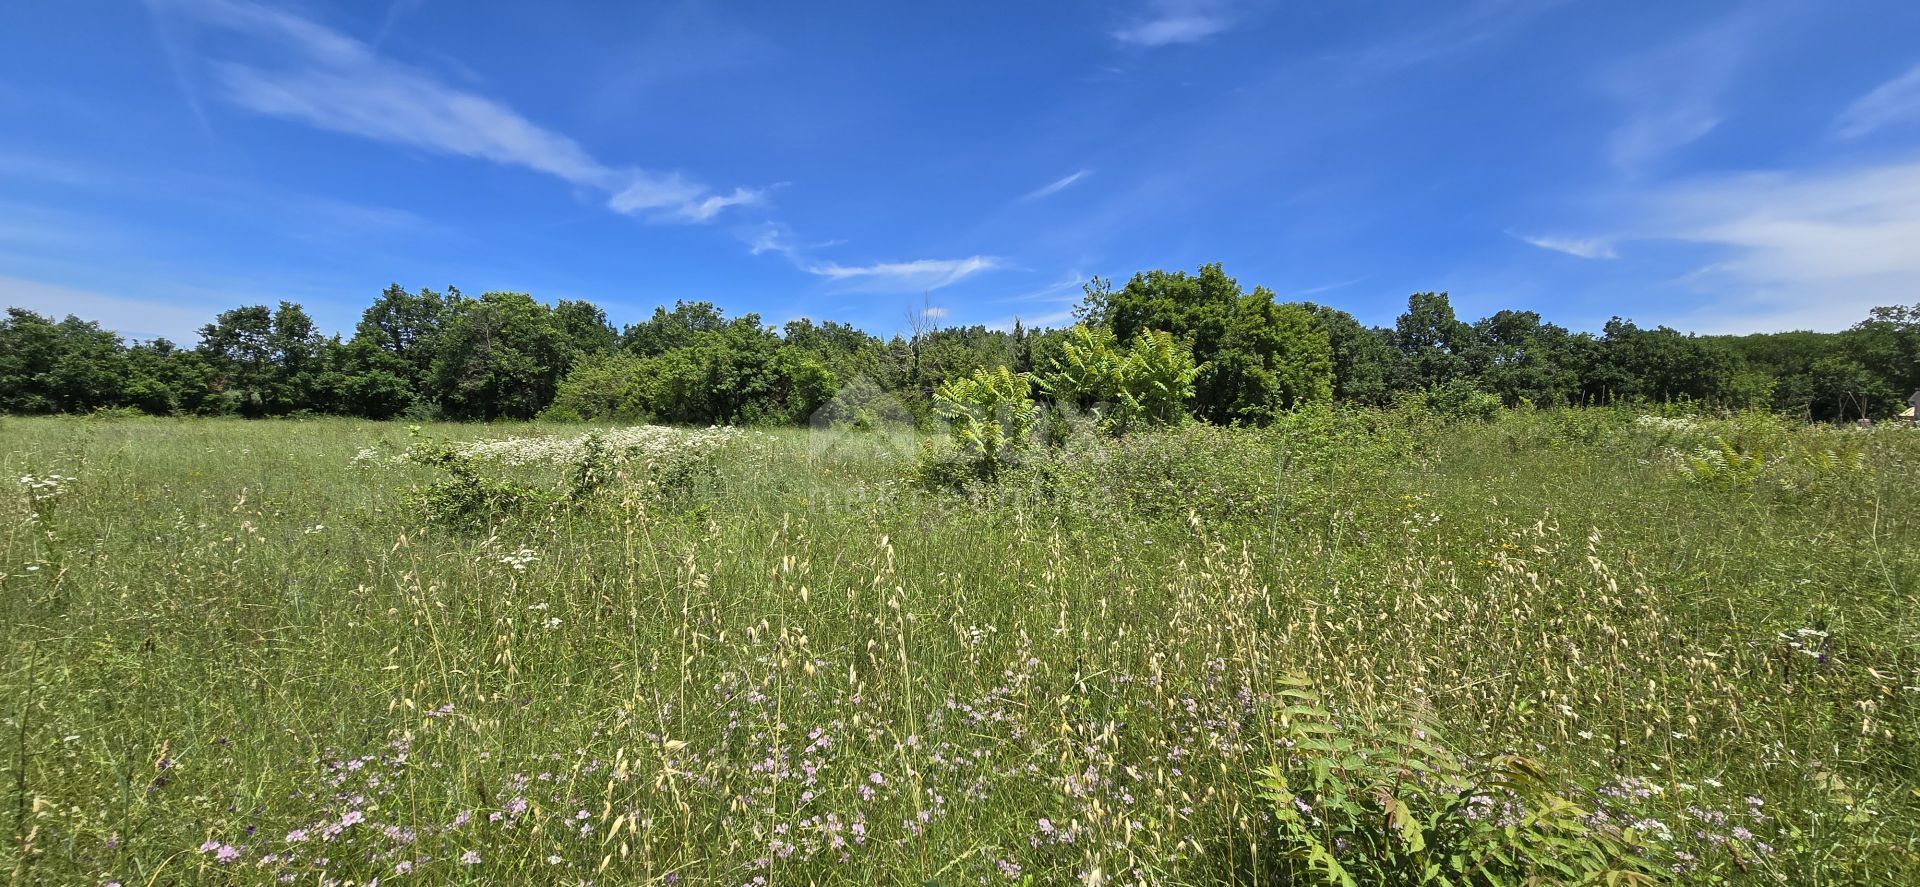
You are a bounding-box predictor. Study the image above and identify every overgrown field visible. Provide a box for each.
[2,409,1917,885]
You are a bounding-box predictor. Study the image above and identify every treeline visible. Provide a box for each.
[2,265,1916,424]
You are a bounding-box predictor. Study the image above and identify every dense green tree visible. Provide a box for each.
[1847,303,1920,407]
[1463,310,1583,406]
[547,307,836,425]
[1390,292,1471,391]
[7,274,1920,425]
[353,284,457,392]
[1583,319,1739,405]
[1198,297,1333,423]
[1790,356,1898,422]
[324,337,417,419]
[1306,304,1398,406]
[881,324,1017,414]
[783,317,884,383]
[1082,265,1333,423]
[554,299,619,360]
[195,302,325,416]
[1082,265,1241,360]
[430,292,570,421]
[0,309,133,413]
[622,300,728,356]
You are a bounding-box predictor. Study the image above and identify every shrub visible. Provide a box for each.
[402,425,736,526]
[920,367,1039,485]
[403,431,557,527]
[1036,325,1204,434]
[1116,328,1205,430]
[1423,379,1503,424]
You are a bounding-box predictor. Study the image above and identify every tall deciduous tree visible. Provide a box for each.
[354,284,457,392]
[430,292,570,421]
[1081,265,1333,424]
[1391,292,1471,391]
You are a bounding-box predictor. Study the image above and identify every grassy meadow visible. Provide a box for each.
[2,409,1917,885]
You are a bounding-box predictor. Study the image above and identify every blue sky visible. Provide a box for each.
[4,1,1920,342]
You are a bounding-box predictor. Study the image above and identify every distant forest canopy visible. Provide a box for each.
[2,264,1916,424]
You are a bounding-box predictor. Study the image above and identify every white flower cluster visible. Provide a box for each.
[1634,415,1698,433]
[349,446,396,468]
[500,547,539,572]
[18,473,78,503]
[453,426,741,469]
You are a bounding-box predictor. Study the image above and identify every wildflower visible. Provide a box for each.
[215,845,240,864]
[285,829,309,843]
[460,851,481,865]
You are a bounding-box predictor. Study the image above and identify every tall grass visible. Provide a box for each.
[1,408,1915,885]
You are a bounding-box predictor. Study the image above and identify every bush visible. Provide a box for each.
[403,432,558,527]
[402,426,736,526]
[919,367,1039,485]
[1423,379,1503,423]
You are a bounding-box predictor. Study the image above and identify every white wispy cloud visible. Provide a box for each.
[1598,11,1757,175]
[675,188,767,222]
[922,306,949,320]
[1112,0,1232,47]
[1513,233,1617,259]
[803,256,1001,292]
[745,221,800,259]
[149,0,760,223]
[988,270,1087,305]
[1336,0,1556,73]
[1292,276,1369,297]
[1833,62,1920,140]
[1021,169,1091,202]
[1607,111,1722,175]
[1644,157,1920,331]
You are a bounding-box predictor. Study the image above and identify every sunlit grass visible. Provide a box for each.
[2,410,1916,885]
